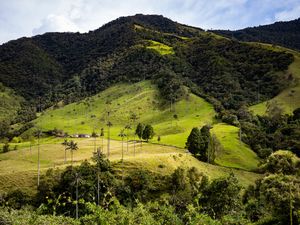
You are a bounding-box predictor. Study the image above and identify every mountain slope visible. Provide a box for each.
[212,18,300,51]
[250,44,300,115]
[34,81,216,148]
[0,83,23,122]
[0,14,294,116]
[29,81,259,170]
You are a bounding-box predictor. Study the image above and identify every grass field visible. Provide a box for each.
[211,123,259,171]
[0,81,261,194]
[34,81,216,148]
[250,44,300,115]
[29,81,258,171]
[0,137,261,195]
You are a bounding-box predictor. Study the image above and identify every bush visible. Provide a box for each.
[259,150,300,175]
[2,143,9,153]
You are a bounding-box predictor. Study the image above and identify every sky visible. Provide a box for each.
[0,0,300,44]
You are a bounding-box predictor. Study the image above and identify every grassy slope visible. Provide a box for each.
[211,123,259,171]
[0,137,260,194]
[35,81,216,148]
[32,81,259,170]
[0,81,260,193]
[250,45,300,115]
[146,40,175,55]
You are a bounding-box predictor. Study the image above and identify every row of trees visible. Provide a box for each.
[61,140,78,165]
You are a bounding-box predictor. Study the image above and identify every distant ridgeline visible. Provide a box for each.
[0,14,295,122]
[212,18,300,51]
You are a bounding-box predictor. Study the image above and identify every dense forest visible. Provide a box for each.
[212,18,300,51]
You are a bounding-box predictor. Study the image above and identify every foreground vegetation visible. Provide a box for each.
[0,150,299,225]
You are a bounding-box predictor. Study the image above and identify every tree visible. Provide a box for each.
[266,100,284,121]
[136,123,144,149]
[61,139,69,164]
[66,140,79,166]
[35,129,43,186]
[100,128,104,150]
[142,125,154,142]
[91,130,97,153]
[2,143,10,153]
[259,150,300,175]
[200,173,242,219]
[207,134,220,164]
[0,120,9,139]
[124,124,131,152]
[185,128,203,158]
[186,126,211,161]
[118,129,126,161]
[130,113,138,158]
[107,121,112,158]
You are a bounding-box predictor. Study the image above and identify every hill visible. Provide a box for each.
[250,45,300,115]
[28,81,259,170]
[212,18,300,51]
[33,81,215,147]
[0,14,293,119]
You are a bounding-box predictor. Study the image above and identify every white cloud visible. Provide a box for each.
[32,14,80,35]
[275,5,300,21]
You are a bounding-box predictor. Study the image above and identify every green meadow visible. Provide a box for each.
[0,137,260,195]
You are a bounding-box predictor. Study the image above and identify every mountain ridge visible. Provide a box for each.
[212,17,300,51]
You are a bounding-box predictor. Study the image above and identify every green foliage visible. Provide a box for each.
[176,35,293,110]
[155,69,187,103]
[186,126,210,161]
[0,208,79,225]
[244,173,300,224]
[200,173,242,219]
[0,121,9,139]
[142,124,154,141]
[2,143,9,153]
[213,18,300,51]
[136,123,144,140]
[241,110,300,158]
[259,151,300,175]
[3,189,30,209]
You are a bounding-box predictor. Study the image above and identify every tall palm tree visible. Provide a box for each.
[118,129,126,161]
[100,128,104,150]
[130,113,138,156]
[107,120,112,158]
[35,129,42,186]
[66,140,78,166]
[118,129,126,180]
[124,124,131,153]
[71,172,82,219]
[61,139,69,164]
[105,100,112,158]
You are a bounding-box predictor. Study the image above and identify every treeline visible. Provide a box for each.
[212,18,300,51]
[1,150,299,224]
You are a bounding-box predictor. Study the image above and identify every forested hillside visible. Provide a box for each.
[213,18,300,51]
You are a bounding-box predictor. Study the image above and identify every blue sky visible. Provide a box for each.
[0,0,300,44]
